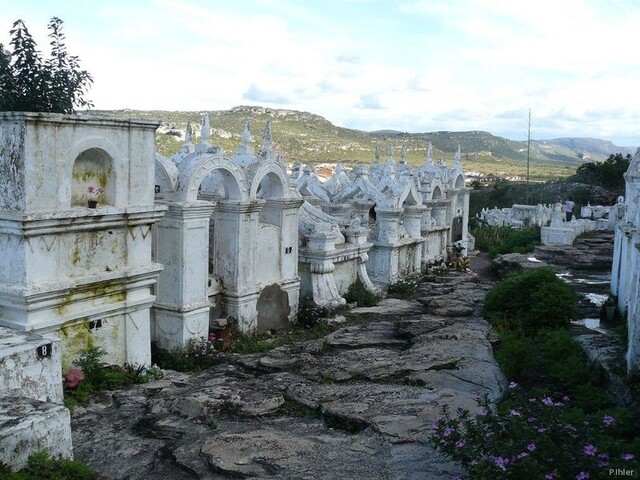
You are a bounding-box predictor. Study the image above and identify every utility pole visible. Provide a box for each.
[526,108,532,204]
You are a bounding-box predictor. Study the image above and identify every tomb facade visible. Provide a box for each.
[153,118,303,342]
[610,148,640,373]
[0,112,165,368]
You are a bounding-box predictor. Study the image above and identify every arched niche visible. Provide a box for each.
[176,155,246,203]
[454,174,465,189]
[256,171,285,199]
[71,148,115,207]
[432,185,443,200]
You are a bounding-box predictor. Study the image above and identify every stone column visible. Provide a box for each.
[214,200,264,332]
[403,204,426,271]
[403,205,426,238]
[153,201,216,348]
[375,207,403,243]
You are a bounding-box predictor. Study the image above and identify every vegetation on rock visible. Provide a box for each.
[482,268,578,335]
[0,451,96,480]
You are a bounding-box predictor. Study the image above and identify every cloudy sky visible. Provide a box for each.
[2,0,639,145]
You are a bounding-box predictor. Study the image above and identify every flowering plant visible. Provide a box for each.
[431,385,639,479]
[86,185,104,200]
[63,367,85,389]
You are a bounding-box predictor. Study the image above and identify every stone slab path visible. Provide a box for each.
[72,267,506,479]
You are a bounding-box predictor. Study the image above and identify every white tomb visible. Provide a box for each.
[153,118,303,343]
[0,112,166,368]
[610,148,640,373]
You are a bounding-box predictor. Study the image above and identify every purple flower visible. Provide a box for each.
[509,381,517,388]
[583,444,597,456]
[528,398,537,403]
[537,427,547,433]
[455,439,466,448]
[542,396,554,406]
[621,453,635,460]
[517,452,528,459]
[493,456,508,471]
[598,453,609,459]
[477,406,488,416]
[510,409,521,416]
[443,427,453,437]
[545,474,556,480]
[527,416,534,422]
[562,395,570,401]
[527,443,536,452]
[576,472,590,480]
[602,415,615,426]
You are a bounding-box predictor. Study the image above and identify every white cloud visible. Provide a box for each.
[1,0,639,145]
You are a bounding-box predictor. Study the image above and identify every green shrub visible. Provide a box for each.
[343,277,381,307]
[494,332,537,380]
[0,450,96,479]
[472,225,540,258]
[483,268,578,335]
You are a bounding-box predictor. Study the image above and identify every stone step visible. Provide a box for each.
[0,326,63,404]
[0,396,73,470]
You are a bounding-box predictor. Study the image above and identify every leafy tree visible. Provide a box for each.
[569,153,631,194]
[0,17,92,113]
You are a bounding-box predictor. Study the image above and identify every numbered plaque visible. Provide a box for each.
[36,343,52,359]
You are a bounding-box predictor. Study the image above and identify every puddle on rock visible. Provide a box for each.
[571,318,608,334]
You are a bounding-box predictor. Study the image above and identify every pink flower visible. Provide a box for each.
[64,367,85,389]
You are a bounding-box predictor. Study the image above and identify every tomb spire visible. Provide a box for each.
[200,113,210,144]
[454,144,462,167]
[425,142,434,167]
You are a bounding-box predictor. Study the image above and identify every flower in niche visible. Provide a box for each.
[87,185,104,199]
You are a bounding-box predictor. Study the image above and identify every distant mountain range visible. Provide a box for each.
[93,106,635,179]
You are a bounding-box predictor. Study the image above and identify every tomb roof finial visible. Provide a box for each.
[454,144,462,167]
[200,113,210,144]
[386,143,394,163]
[185,122,193,144]
[374,144,380,163]
[242,120,252,146]
[261,120,273,152]
[400,145,407,164]
[425,142,434,166]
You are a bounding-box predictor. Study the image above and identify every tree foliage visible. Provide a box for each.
[569,153,631,194]
[0,17,92,113]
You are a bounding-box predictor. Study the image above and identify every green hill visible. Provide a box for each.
[91,106,633,180]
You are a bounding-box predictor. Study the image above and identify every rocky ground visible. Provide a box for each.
[71,265,506,479]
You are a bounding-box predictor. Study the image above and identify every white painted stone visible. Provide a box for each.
[611,148,640,373]
[0,327,63,404]
[153,120,304,337]
[0,113,166,368]
[0,396,73,469]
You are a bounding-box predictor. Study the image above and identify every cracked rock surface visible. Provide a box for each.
[72,267,506,479]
